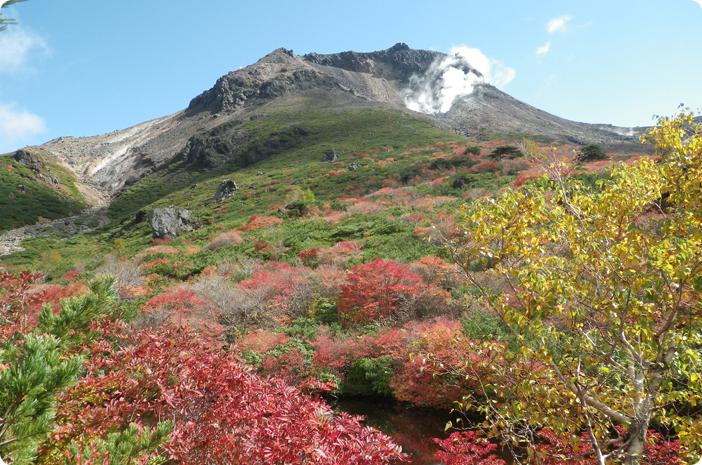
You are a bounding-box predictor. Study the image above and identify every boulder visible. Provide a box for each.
[348,163,360,171]
[321,148,338,163]
[148,206,201,239]
[213,179,238,201]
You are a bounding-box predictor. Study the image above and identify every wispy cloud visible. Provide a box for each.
[547,15,572,34]
[0,26,50,74]
[0,103,46,151]
[535,41,551,57]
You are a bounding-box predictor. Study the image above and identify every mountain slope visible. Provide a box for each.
[27,44,645,199]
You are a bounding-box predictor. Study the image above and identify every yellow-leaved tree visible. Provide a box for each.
[444,110,702,464]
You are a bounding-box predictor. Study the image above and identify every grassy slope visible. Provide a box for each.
[0,107,647,280]
[0,148,86,232]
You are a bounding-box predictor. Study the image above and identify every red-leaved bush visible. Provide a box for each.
[434,428,682,465]
[46,327,407,464]
[0,271,44,339]
[237,214,284,232]
[337,259,423,325]
[468,161,500,173]
[337,259,441,325]
[434,431,506,465]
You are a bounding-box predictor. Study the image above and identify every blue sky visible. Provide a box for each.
[1,0,701,154]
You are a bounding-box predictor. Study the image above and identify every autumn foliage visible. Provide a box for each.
[337,259,433,325]
[45,327,406,464]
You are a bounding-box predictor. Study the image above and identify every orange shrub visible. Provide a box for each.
[237,214,284,232]
[204,230,244,250]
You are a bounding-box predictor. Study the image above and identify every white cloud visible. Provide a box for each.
[0,103,46,149]
[535,41,551,57]
[547,15,572,34]
[404,46,516,115]
[0,26,49,74]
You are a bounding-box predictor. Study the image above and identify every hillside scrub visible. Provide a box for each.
[0,272,408,464]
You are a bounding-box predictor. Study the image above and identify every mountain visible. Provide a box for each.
[24,44,645,197]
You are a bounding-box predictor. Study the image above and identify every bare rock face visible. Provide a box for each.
[213,179,238,201]
[148,206,201,239]
[187,48,345,114]
[304,42,440,83]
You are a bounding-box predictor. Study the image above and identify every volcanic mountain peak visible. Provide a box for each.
[186,43,445,115]
[27,44,646,197]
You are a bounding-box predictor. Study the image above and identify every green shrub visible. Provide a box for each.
[489,145,522,160]
[343,356,395,397]
[575,144,608,162]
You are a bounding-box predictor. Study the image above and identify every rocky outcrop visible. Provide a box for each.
[321,148,338,163]
[148,206,201,239]
[304,43,440,83]
[13,149,42,166]
[187,48,346,114]
[213,179,238,201]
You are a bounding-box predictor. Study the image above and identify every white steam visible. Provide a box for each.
[404,46,515,115]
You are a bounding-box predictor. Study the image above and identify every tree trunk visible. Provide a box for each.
[624,426,646,465]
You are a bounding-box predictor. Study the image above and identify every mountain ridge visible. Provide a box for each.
[6,44,649,200]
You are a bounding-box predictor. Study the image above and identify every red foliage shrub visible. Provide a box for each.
[49,328,407,464]
[152,238,172,245]
[337,259,426,325]
[0,271,44,338]
[430,176,449,188]
[140,257,169,270]
[29,283,91,317]
[468,161,500,173]
[61,270,81,281]
[143,245,178,255]
[334,241,361,253]
[297,247,321,265]
[237,214,284,232]
[437,428,682,465]
[434,431,506,465]
[145,287,207,312]
[390,318,479,408]
[203,230,244,250]
[410,255,461,289]
[236,262,309,317]
[253,240,273,252]
[512,171,541,188]
[259,348,312,386]
[235,330,290,353]
[346,200,383,215]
